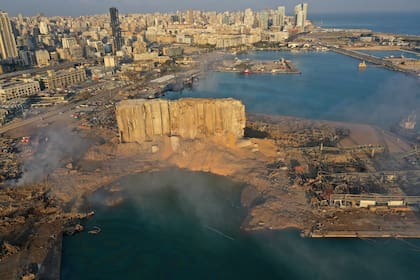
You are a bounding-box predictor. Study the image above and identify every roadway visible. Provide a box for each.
[0,79,127,135]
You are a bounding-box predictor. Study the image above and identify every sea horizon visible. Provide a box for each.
[310,11,420,35]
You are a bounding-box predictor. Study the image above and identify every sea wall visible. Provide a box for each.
[115,98,246,142]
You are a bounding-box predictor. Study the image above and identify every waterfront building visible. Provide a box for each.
[263,31,289,42]
[110,7,124,54]
[0,79,40,103]
[0,11,18,61]
[41,67,87,89]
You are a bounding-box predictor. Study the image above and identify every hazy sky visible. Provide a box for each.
[2,0,420,16]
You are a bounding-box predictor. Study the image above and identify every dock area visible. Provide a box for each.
[328,46,418,76]
[119,69,200,99]
[215,58,301,74]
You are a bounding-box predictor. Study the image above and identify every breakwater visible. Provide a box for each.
[328,47,417,75]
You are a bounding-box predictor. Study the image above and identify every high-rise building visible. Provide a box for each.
[294,3,308,31]
[259,10,269,30]
[39,21,49,35]
[0,11,18,61]
[109,7,124,54]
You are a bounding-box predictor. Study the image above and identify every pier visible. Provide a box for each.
[215,58,301,74]
[328,46,418,76]
[311,231,420,238]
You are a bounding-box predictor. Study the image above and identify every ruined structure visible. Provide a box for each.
[115,98,246,142]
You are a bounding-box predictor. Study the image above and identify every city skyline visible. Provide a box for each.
[2,0,420,17]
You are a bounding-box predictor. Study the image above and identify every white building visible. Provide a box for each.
[294,3,308,31]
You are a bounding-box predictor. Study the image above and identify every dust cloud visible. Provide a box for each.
[16,127,93,185]
[95,169,245,229]
[88,168,246,234]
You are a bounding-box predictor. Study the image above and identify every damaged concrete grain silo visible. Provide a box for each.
[115,98,246,142]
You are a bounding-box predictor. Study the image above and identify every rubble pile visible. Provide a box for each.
[0,137,21,182]
[246,118,349,147]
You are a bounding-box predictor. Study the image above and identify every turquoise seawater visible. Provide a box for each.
[61,170,420,280]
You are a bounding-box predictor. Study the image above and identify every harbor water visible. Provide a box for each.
[167,50,420,128]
